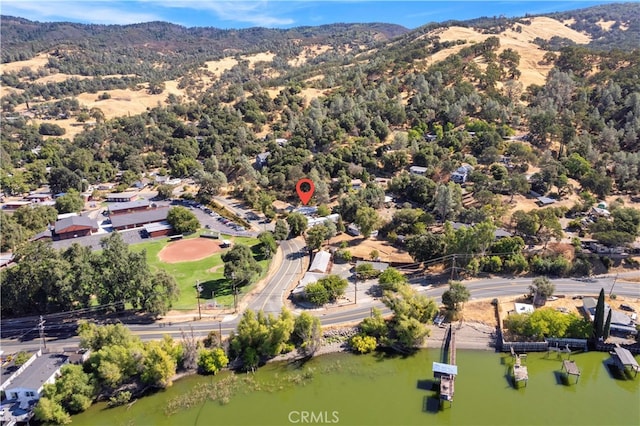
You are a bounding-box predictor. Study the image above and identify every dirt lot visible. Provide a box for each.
[328,233,414,263]
[461,292,640,326]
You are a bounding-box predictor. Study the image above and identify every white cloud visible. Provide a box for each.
[142,1,296,27]
[2,1,162,25]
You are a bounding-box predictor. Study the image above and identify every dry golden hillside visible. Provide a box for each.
[424,17,591,88]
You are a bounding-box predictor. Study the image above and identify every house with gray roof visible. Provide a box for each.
[582,298,637,336]
[1,350,69,406]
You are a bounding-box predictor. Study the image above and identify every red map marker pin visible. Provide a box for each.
[296,178,315,205]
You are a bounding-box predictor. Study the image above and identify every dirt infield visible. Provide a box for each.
[158,238,224,263]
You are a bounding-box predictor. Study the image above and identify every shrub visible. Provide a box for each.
[350,334,377,354]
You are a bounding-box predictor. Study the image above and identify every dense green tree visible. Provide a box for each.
[273,218,290,240]
[42,364,94,414]
[358,307,388,339]
[304,281,330,305]
[0,211,27,252]
[292,312,322,356]
[48,166,83,194]
[528,276,555,301]
[305,225,329,253]
[55,190,84,213]
[167,206,199,234]
[378,267,408,292]
[593,288,606,341]
[141,341,177,388]
[406,232,446,263]
[156,184,175,200]
[354,206,382,238]
[286,212,308,237]
[222,244,262,287]
[197,347,229,374]
[441,281,471,313]
[12,204,57,232]
[258,231,277,259]
[34,397,71,425]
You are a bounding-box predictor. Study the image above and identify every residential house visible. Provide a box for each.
[347,223,378,238]
[2,201,32,210]
[53,216,99,240]
[409,166,428,176]
[582,298,637,336]
[272,200,295,214]
[291,272,326,298]
[255,152,270,169]
[307,214,340,229]
[309,250,331,274]
[450,164,474,184]
[350,179,363,190]
[25,193,52,203]
[0,350,69,407]
[536,196,557,206]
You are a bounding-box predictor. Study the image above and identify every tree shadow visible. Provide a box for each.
[198,278,232,298]
[286,251,306,260]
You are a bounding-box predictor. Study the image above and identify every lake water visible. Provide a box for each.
[72,349,639,426]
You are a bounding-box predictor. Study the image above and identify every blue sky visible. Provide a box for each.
[0,1,631,29]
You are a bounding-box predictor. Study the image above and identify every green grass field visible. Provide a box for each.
[130,232,269,310]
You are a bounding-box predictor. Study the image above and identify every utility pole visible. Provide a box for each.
[196,281,203,320]
[609,273,619,297]
[38,315,46,350]
[219,321,223,339]
[354,275,358,305]
[450,254,456,281]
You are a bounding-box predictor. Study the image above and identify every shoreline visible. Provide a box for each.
[169,321,496,383]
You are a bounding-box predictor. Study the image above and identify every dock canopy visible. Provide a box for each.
[433,362,458,377]
[612,347,640,374]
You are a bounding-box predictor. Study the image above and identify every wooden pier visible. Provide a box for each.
[433,325,458,406]
[561,359,581,384]
[510,346,528,387]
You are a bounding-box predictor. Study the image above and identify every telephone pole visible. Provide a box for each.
[38,315,47,350]
[196,281,203,320]
[450,254,456,281]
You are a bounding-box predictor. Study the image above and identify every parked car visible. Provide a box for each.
[620,304,636,312]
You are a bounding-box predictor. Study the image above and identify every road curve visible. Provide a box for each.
[2,242,638,353]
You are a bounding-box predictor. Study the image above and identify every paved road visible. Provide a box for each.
[247,238,306,314]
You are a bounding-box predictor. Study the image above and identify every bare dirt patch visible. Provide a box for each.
[158,238,224,263]
[1,53,50,73]
[328,234,413,263]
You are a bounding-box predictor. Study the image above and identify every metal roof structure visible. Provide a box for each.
[143,221,172,233]
[433,362,458,376]
[309,250,331,274]
[109,207,170,229]
[108,199,150,213]
[54,216,98,233]
[1,352,68,393]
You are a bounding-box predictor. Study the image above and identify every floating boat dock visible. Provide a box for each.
[510,346,528,387]
[433,324,457,406]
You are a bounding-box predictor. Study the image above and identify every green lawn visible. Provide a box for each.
[130,232,269,310]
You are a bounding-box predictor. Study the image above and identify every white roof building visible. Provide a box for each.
[309,250,331,274]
